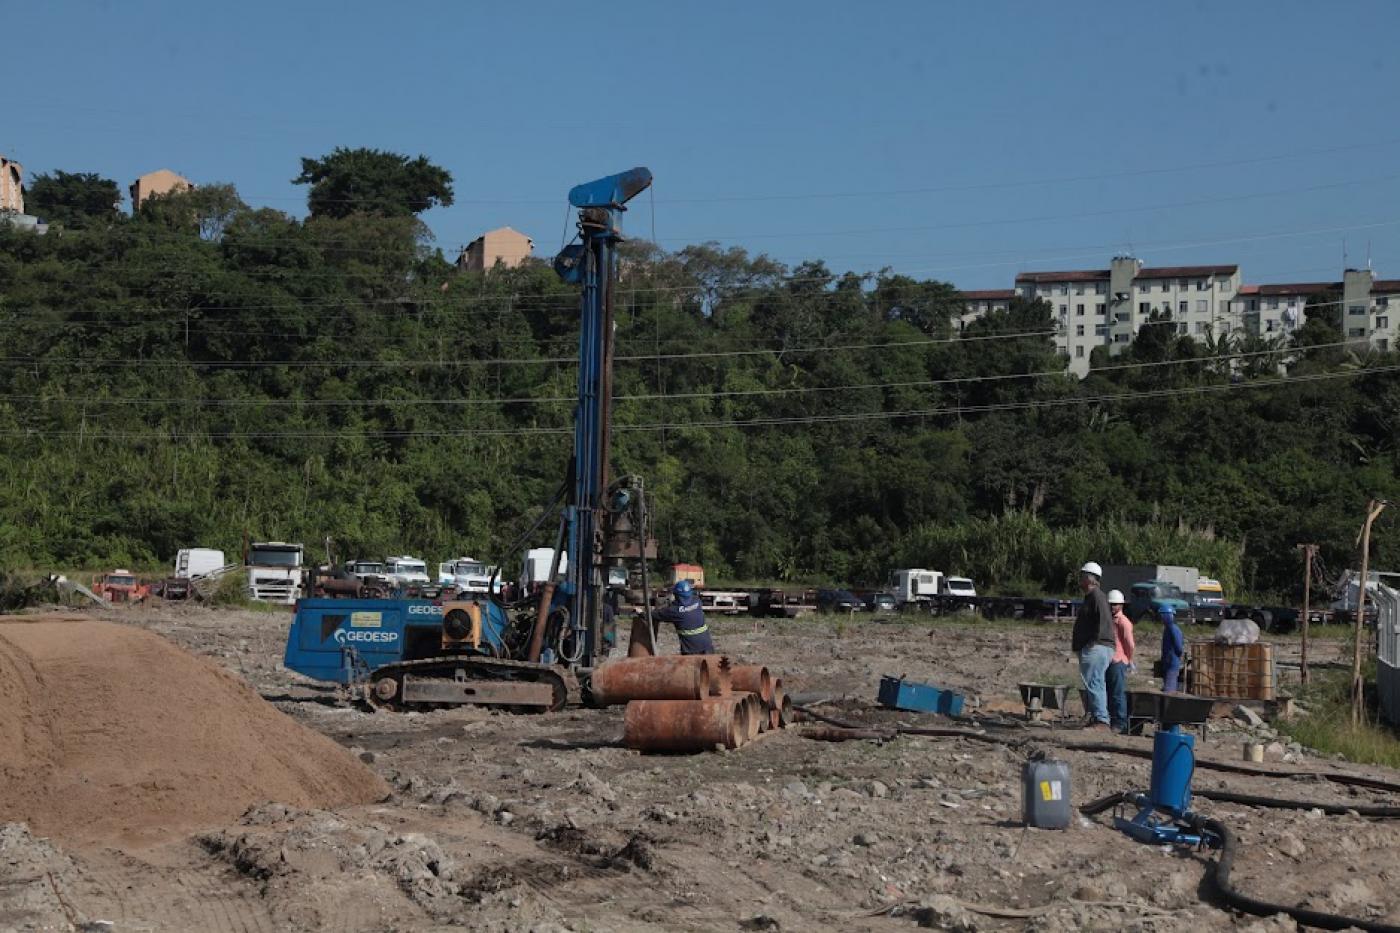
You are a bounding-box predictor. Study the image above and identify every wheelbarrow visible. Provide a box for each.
[1018,682,1072,722]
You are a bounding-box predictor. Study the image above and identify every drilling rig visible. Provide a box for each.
[282,167,657,711]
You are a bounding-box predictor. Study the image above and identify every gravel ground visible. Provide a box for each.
[1,600,1394,932]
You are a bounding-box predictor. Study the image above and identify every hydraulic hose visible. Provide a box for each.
[1078,795,1400,930]
[1193,788,1400,818]
[1205,817,1400,933]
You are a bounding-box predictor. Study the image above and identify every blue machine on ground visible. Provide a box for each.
[1113,726,1222,849]
[283,168,656,712]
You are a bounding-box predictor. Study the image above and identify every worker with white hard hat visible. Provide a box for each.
[1072,561,1115,730]
[1104,589,1135,733]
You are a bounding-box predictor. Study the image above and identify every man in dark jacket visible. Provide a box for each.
[654,580,715,655]
[1072,561,1115,730]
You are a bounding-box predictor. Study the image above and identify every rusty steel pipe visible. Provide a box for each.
[630,654,732,696]
[591,657,712,705]
[624,696,747,752]
[778,691,793,728]
[730,665,773,704]
[743,693,762,742]
[627,615,655,657]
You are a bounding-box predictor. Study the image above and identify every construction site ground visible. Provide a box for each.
[3,604,1397,933]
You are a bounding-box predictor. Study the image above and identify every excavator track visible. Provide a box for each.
[366,655,571,712]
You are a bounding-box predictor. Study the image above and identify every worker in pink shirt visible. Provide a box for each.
[1104,589,1135,734]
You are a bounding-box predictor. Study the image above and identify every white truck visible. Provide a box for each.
[438,557,501,595]
[246,541,305,604]
[522,547,569,590]
[889,568,944,607]
[383,556,432,591]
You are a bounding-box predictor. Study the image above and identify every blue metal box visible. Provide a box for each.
[877,675,965,716]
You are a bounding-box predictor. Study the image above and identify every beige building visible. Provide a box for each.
[0,155,22,214]
[129,169,193,212]
[1231,271,1400,351]
[963,256,1400,376]
[457,226,533,271]
[999,258,1239,375]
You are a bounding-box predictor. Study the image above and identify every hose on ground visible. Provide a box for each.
[1205,817,1400,933]
[1192,787,1400,818]
[794,707,1400,796]
[1078,794,1400,930]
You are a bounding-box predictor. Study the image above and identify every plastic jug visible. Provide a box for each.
[1022,758,1072,829]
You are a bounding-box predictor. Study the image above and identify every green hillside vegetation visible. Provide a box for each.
[2,154,1397,597]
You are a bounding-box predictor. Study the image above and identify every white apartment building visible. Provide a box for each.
[961,256,1398,376]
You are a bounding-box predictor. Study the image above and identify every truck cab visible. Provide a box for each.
[246,542,304,604]
[1128,580,1195,625]
[383,556,433,595]
[441,557,500,595]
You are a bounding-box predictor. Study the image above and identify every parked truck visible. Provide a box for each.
[889,569,944,608]
[246,541,305,604]
[1100,564,1199,598]
[521,547,569,592]
[439,557,501,596]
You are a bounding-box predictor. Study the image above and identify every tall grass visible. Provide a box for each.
[1278,666,1400,769]
[897,512,1242,596]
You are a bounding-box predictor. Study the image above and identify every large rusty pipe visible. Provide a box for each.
[592,657,712,705]
[651,654,732,696]
[730,665,773,704]
[735,694,759,744]
[779,692,793,728]
[624,696,747,752]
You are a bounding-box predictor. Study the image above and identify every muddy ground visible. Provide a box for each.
[2,602,1396,932]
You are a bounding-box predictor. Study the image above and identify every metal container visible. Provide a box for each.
[1022,758,1072,829]
[1150,728,1195,813]
[877,675,965,716]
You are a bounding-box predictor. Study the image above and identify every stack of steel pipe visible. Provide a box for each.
[608,655,796,752]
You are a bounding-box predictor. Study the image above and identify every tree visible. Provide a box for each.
[293,147,453,219]
[25,171,122,229]
[138,183,246,241]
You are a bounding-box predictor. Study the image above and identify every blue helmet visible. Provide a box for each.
[673,580,695,599]
[1159,605,1176,621]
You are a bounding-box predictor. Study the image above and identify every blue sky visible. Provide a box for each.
[8,0,1400,288]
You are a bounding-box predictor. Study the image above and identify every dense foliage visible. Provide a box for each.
[2,170,1398,599]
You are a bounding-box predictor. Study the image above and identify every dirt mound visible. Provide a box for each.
[0,615,388,850]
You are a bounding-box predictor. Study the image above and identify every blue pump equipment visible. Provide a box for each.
[1113,725,1222,849]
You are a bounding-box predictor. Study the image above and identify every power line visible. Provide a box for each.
[4,361,1396,440]
[1,336,1373,409]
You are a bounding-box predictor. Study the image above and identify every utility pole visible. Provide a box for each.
[1352,500,1387,726]
[1298,544,1317,686]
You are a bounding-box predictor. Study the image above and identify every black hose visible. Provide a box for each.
[1077,791,1127,816]
[1193,788,1400,818]
[1205,817,1400,933]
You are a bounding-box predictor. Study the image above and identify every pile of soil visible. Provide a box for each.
[0,615,388,850]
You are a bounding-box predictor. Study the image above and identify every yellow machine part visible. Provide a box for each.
[440,600,482,650]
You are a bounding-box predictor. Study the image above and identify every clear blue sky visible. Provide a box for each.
[8,0,1400,288]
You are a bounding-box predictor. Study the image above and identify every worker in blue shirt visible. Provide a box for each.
[653,580,715,655]
[1160,605,1185,693]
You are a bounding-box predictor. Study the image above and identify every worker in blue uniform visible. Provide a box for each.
[1160,605,1185,693]
[653,580,715,655]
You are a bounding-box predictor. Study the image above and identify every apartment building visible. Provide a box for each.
[963,256,1397,375]
[995,257,1238,375]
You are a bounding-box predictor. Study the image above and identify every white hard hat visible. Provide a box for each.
[1106,589,1125,604]
[1080,561,1103,577]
